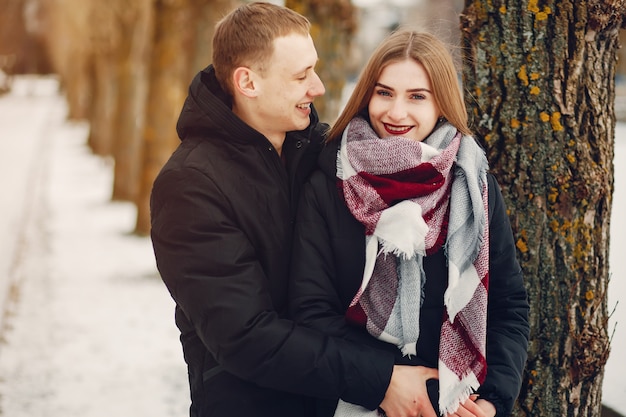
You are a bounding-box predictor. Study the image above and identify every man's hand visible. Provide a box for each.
[379,365,438,417]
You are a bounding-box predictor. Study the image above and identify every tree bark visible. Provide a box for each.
[461,1,623,415]
[111,0,154,202]
[43,0,93,120]
[88,53,117,156]
[134,0,198,235]
[188,0,238,78]
[86,3,118,156]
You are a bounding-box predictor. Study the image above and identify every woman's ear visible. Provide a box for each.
[232,67,258,98]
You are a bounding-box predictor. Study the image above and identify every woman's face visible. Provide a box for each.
[367,59,441,142]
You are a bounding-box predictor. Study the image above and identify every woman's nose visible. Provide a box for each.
[387,99,407,121]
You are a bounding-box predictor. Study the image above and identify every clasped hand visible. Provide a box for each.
[379,365,495,417]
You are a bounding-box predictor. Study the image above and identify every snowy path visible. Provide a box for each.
[0,77,188,417]
[0,76,624,416]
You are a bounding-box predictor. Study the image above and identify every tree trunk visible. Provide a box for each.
[134,0,198,235]
[88,51,117,156]
[188,0,238,78]
[461,1,623,415]
[111,0,154,202]
[43,0,93,120]
[86,3,118,156]
[286,0,357,122]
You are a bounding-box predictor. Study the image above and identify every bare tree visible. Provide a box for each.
[461,1,623,415]
[134,0,232,235]
[44,0,93,120]
[188,0,239,76]
[87,2,119,156]
[110,0,154,202]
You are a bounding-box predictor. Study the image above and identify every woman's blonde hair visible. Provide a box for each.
[212,2,311,96]
[328,29,470,142]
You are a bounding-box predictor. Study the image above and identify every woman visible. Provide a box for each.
[289,30,530,417]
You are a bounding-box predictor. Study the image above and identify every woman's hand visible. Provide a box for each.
[445,395,496,417]
[379,365,439,417]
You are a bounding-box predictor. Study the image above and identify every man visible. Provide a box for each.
[150,3,436,417]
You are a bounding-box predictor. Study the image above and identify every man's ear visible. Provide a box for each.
[232,67,258,98]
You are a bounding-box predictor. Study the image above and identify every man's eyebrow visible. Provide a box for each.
[294,65,313,75]
[293,61,318,76]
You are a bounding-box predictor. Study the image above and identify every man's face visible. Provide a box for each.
[248,34,325,145]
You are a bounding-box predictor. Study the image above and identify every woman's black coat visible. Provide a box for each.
[289,139,530,416]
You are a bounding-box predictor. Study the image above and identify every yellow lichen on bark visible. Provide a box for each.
[518,65,529,86]
[516,238,528,253]
[551,112,564,131]
[548,187,559,203]
[527,0,551,21]
[537,11,549,21]
[550,219,559,232]
[528,0,539,13]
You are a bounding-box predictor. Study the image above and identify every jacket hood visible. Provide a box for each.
[176,65,321,145]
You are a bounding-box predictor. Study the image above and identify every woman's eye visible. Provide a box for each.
[410,94,425,100]
[376,90,391,97]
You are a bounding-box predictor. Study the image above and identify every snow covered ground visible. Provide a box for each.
[0,77,189,417]
[0,76,624,416]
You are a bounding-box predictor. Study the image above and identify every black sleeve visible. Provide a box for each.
[150,167,393,410]
[288,171,397,402]
[289,172,381,344]
[289,174,352,336]
[477,174,530,416]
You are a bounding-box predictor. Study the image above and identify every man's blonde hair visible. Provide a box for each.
[213,2,311,96]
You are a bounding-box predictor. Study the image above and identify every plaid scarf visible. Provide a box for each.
[335,117,489,416]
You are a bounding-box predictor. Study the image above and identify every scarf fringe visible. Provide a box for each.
[438,363,481,416]
[400,341,417,357]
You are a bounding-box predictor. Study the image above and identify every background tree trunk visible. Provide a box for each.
[134,0,200,235]
[188,0,239,78]
[0,0,52,75]
[88,56,117,156]
[286,0,357,123]
[44,0,93,120]
[111,0,154,202]
[460,1,623,415]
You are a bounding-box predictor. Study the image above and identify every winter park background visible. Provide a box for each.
[0,75,624,416]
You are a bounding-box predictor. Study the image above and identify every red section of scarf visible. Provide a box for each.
[357,163,445,205]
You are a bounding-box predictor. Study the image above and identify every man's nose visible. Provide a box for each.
[309,71,325,97]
